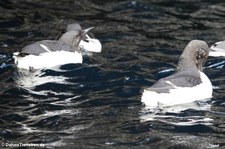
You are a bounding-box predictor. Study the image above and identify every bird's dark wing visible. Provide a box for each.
[146,71,202,93]
[38,40,76,52]
[20,40,77,55]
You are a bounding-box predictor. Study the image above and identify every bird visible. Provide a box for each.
[209,40,225,57]
[13,23,102,70]
[59,23,102,53]
[141,40,213,108]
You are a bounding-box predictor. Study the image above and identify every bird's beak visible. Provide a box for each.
[209,41,225,57]
[75,27,95,48]
[82,27,94,36]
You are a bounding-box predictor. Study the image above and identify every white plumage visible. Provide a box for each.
[14,50,82,70]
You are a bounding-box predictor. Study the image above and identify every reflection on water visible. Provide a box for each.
[0,0,225,148]
[140,100,213,126]
[15,69,68,89]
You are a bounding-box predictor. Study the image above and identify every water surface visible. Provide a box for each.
[0,0,225,148]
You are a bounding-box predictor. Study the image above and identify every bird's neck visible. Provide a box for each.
[176,55,200,72]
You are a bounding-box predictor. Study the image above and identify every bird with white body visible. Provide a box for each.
[142,40,225,108]
[13,23,102,70]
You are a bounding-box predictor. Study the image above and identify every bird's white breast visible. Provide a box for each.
[141,72,212,108]
[14,51,82,70]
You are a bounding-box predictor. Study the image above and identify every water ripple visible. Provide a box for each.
[0,0,225,148]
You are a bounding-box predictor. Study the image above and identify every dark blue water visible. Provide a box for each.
[0,0,225,148]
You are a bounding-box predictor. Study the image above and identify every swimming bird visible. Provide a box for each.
[13,23,102,70]
[60,23,102,53]
[209,40,225,57]
[141,40,213,108]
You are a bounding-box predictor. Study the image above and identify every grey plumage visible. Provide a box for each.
[66,23,82,31]
[59,30,82,48]
[177,40,209,72]
[19,23,90,56]
[146,71,201,93]
[21,40,77,55]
